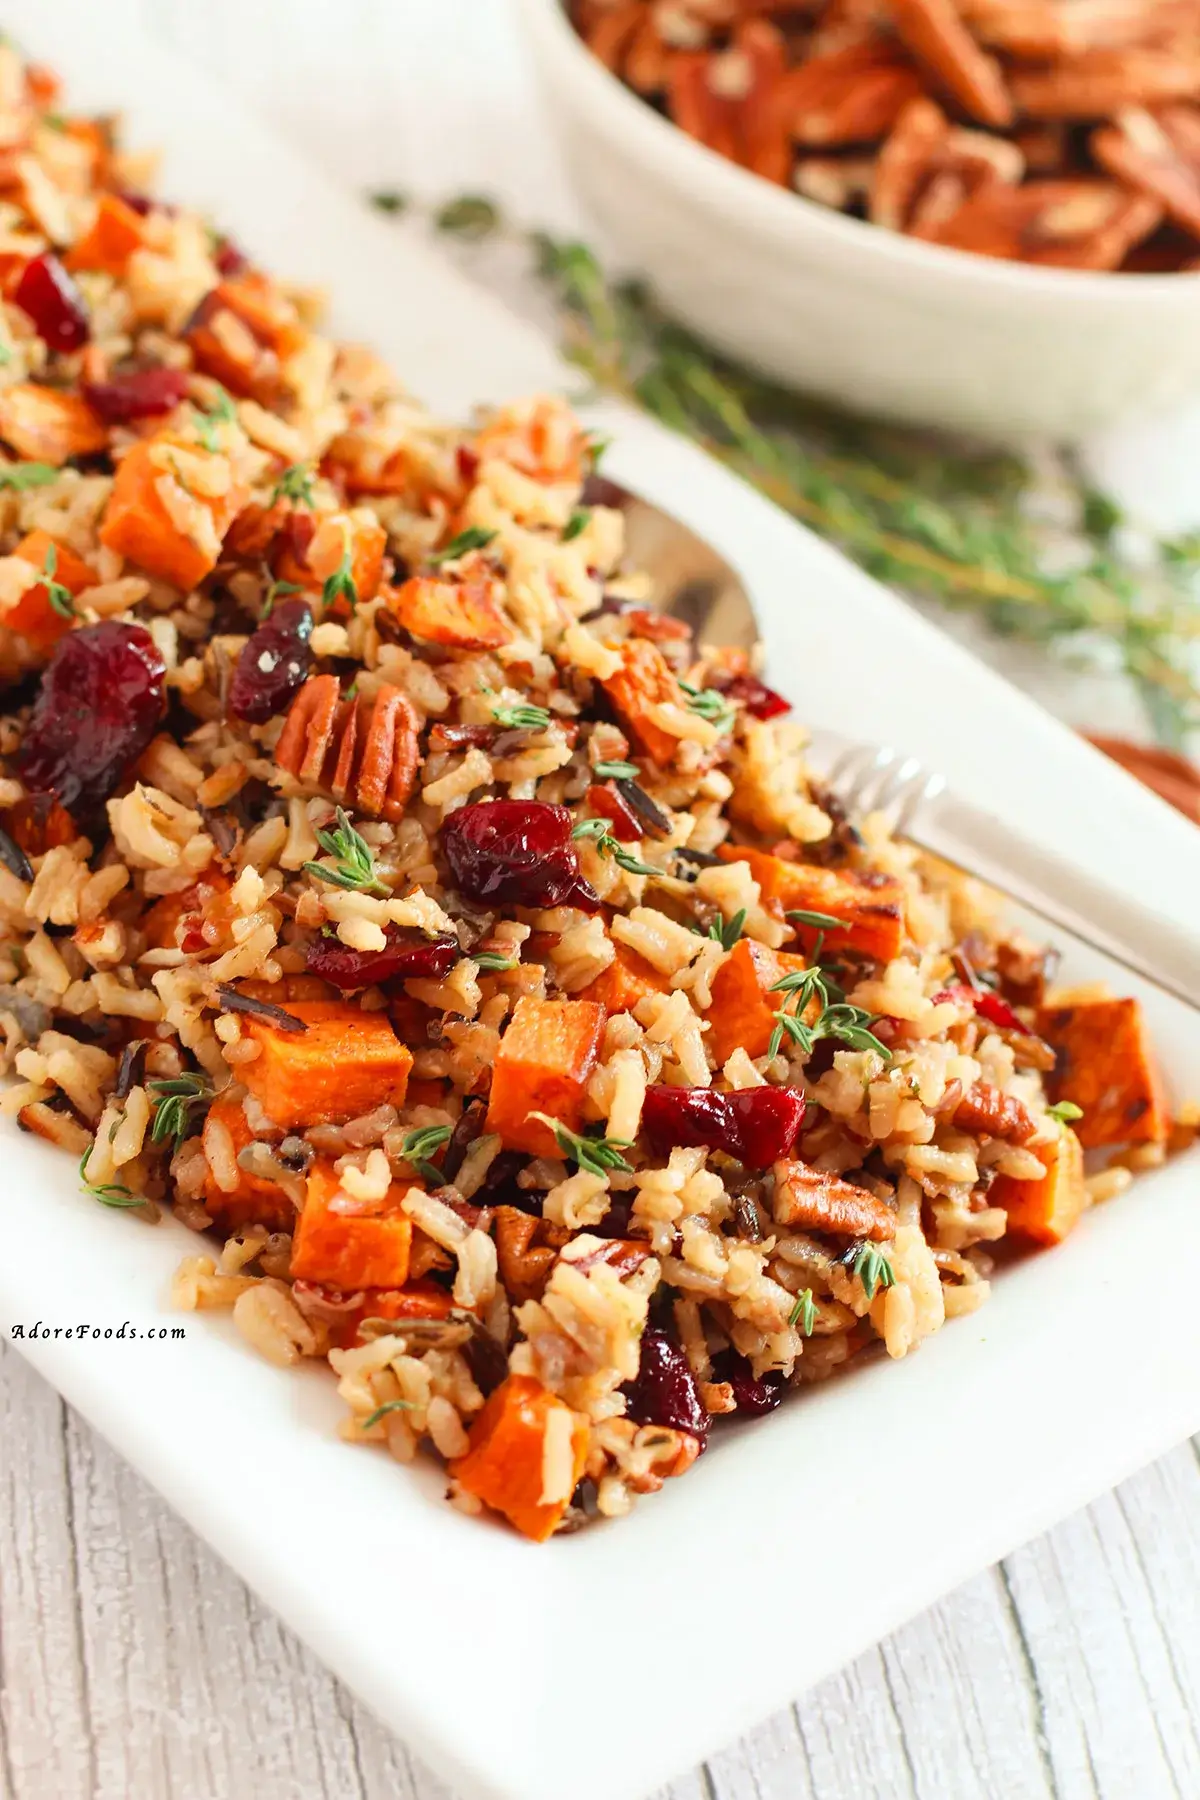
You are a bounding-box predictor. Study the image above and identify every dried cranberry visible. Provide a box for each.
[723,674,791,721]
[623,1327,709,1443]
[83,366,189,424]
[641,1085,805,1168]
[214,235,248,277]
[306,926,458,990]
[19,621,165,819]
[442,799,599,912]
[713,1348,785,1418]
[229,599,314,724]
[114,190,166,218]
[585,781,640,842]
[456,445,479,485]
[934,983,1023,1032]
[13,253,90,353]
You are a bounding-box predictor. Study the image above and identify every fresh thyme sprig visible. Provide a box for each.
[493,700,551,730]
[79,1148,146,1210]
[593,759,640,780]
[303,808,388,895]
[767,964,891,1062]
[563,508,589,541]
[397,194,1200,751]
[362,1398,415,1429]
[271,462,316,507]
[1046,1099,1084,1126]
[708,907,746,951]
[529,1112,634,1176]
[321,526,358,611]
[788,1288,816,1335]
[0,461,58,490]
[473,951,516,972]
[149,1072,214,1151]
[262,576,304,617]
[571,815,658,878]
[40,544,77,620]
[431,525,497,565]
[786,908,845,931]
[679,680,737,735]
[399,1124,453,1183]
[843,1241,895,1302]
[193,385,237,452]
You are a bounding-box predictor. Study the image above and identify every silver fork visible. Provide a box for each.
[601,479,1200,1011]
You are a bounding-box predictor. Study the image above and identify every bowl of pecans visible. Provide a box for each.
[517,0,1200,438]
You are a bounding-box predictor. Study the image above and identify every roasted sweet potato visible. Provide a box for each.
[719,844,906,963]
[142,867,233,954]
[290,1160,414,1290]
[771,1159,897,1240]
[323,1280,460,1349]
[100,433,249,591]
[993,1125,1087,1245]
[201,1092,294,1233]
[473,397,589,486]
[240,1000,413,1129]
[274,509,387,608]
[484,994,606,1157]
[449,1373,589,1542]
[185,271,306,398]
[4,529,96,652]
[384,569,511,650]
[1038,994,1169,1147]
[65,191,154,275]
[0,382,107,464]
[599,638,687,767]
[578,942,668,1015]
[706,937,809,1068]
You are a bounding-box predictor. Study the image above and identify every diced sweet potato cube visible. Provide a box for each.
[600,638,686,767]
[719,845,906,963]
[274,509,386,607]
[240,1001,413,1129]
[385,570,511,650]
[706,937,808,1068]
[100,434,249,591]
[472,397,589,486]
[578,943,668,1014]
[4,529,96,653]
[185,272,307,399]
[485,995,606,1157]
[65,192,154,275]
[142,867,233,954]
[201,1092,294,1233]
[993,1125,1087,1246]
[771,1159,897,1240]
[449,1374,589,1542]
[0,383,107,464]
[325,1280,460,1349]
[1038,994,1169,1147]
[290,1160,414,1290]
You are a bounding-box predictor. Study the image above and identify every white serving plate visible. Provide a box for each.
[3,10,1200,1800]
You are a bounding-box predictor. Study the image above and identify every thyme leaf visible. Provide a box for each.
[571,815,658,878]
[303,808,388,896]
[788,1288,816,1335]
[844,1241,895,1302]
[399,1123,453,1184]
[528,1112,634,1176]
[271,462,316,507]
[492,700,551,730]
[40,543,77,620]
[430,525,496,565]
[149,1072,214,1151]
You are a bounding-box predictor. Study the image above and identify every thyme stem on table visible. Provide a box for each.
[374,189,1200,751]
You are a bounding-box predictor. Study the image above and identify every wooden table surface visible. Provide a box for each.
[3,5,1200,1797]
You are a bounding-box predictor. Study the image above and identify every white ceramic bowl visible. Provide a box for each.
[517,0,1200,440]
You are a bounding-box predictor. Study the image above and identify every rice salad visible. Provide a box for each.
[0,46,1184,1541]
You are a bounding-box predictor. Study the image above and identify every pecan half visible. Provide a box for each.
[952,1080,1037,1144]
[771,1159,897,1241]
[1092,104,1200,240]
[668,20,792,182]
[1010,49,1200,122]
[787,39,925,147]
[921,178,1162,267]
[275,675,420,820]
[493,1205,572,1304]
[883,0,1013,128]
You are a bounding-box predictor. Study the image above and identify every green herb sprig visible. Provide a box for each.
[271,462,316,507]
[571,815,658,879]
[149,1072,214,1151]
[79,1148,146,1210]
[431,525,497,565]
[399,1124,453,1184]
[529,1113,634,1176]
[593,759,639,780]
[767,964,891,1062]
[193,385,237,452]
[679,680,737,736]
[789,1288,816,1335]
[361,1398,415,1430]
[708,907,746,951]
[492,701,551,730]
[40,544,77,621]
[321,527,358,611]
[303,808,388,896]
[1046,1100,1084,1126]
[0,461,59,490]
[473,951,516,972]
[563,509,589,542]
[845,1242,895,1302]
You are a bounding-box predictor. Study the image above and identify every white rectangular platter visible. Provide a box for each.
[2,8,1200,1800]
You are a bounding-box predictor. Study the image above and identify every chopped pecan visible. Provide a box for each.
[386,568,511,651]
[1092,104,1200,241]
[563,1236,654,1280]
[995,935,1059,1009]
[771,1159,897,1241]
[275,676,419,820]
[883,0,1013,128]
[667,21,792,183]
[1010,49,1200,121]
[872,98,1023,234]
[794,154,878,211]
[952,1079,1037,1144]
[493,1205,572,1304]
[787,40,924,147]
[922,178,1162,268]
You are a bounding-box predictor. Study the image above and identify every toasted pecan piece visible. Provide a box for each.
[882,0,1013,128]
[786,40,924,147]
[964,0,1197,56]
[667,21,792,182]
[494,1205,572,1305]
[275,676,420,820]
[952,1080,1037,1145]
[794,154,878,211]
[871,96,950,229]
[1092,104,1200,241]
[1010,49,1200,121]
[922,178,1162,267]
[771,1159,897,1241]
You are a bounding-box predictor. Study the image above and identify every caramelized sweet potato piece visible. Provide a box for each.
[385,569,511,650]
[239,1001,413,1130]
[599,638,687,767]
[290,1160,414,1290]
[706,938,809,1068]
[185,272,306,399]
[0,383,107,464]
[993,1125,1087,1245]
[1038,994,1169,1146]
[100,433,250,591]
[449,1373,589,1542]
[142,868,233,954]
[274,510,386,608]
[473,397,590,486]
[201,1092,294,1233]
[771,1159,897,1240]
[952,1080,1037,1145]
[4,529,96,653]
[65,191,154,275]
[719,844,905,963]
[484,995,606,1157]
[578,943,668,1015]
